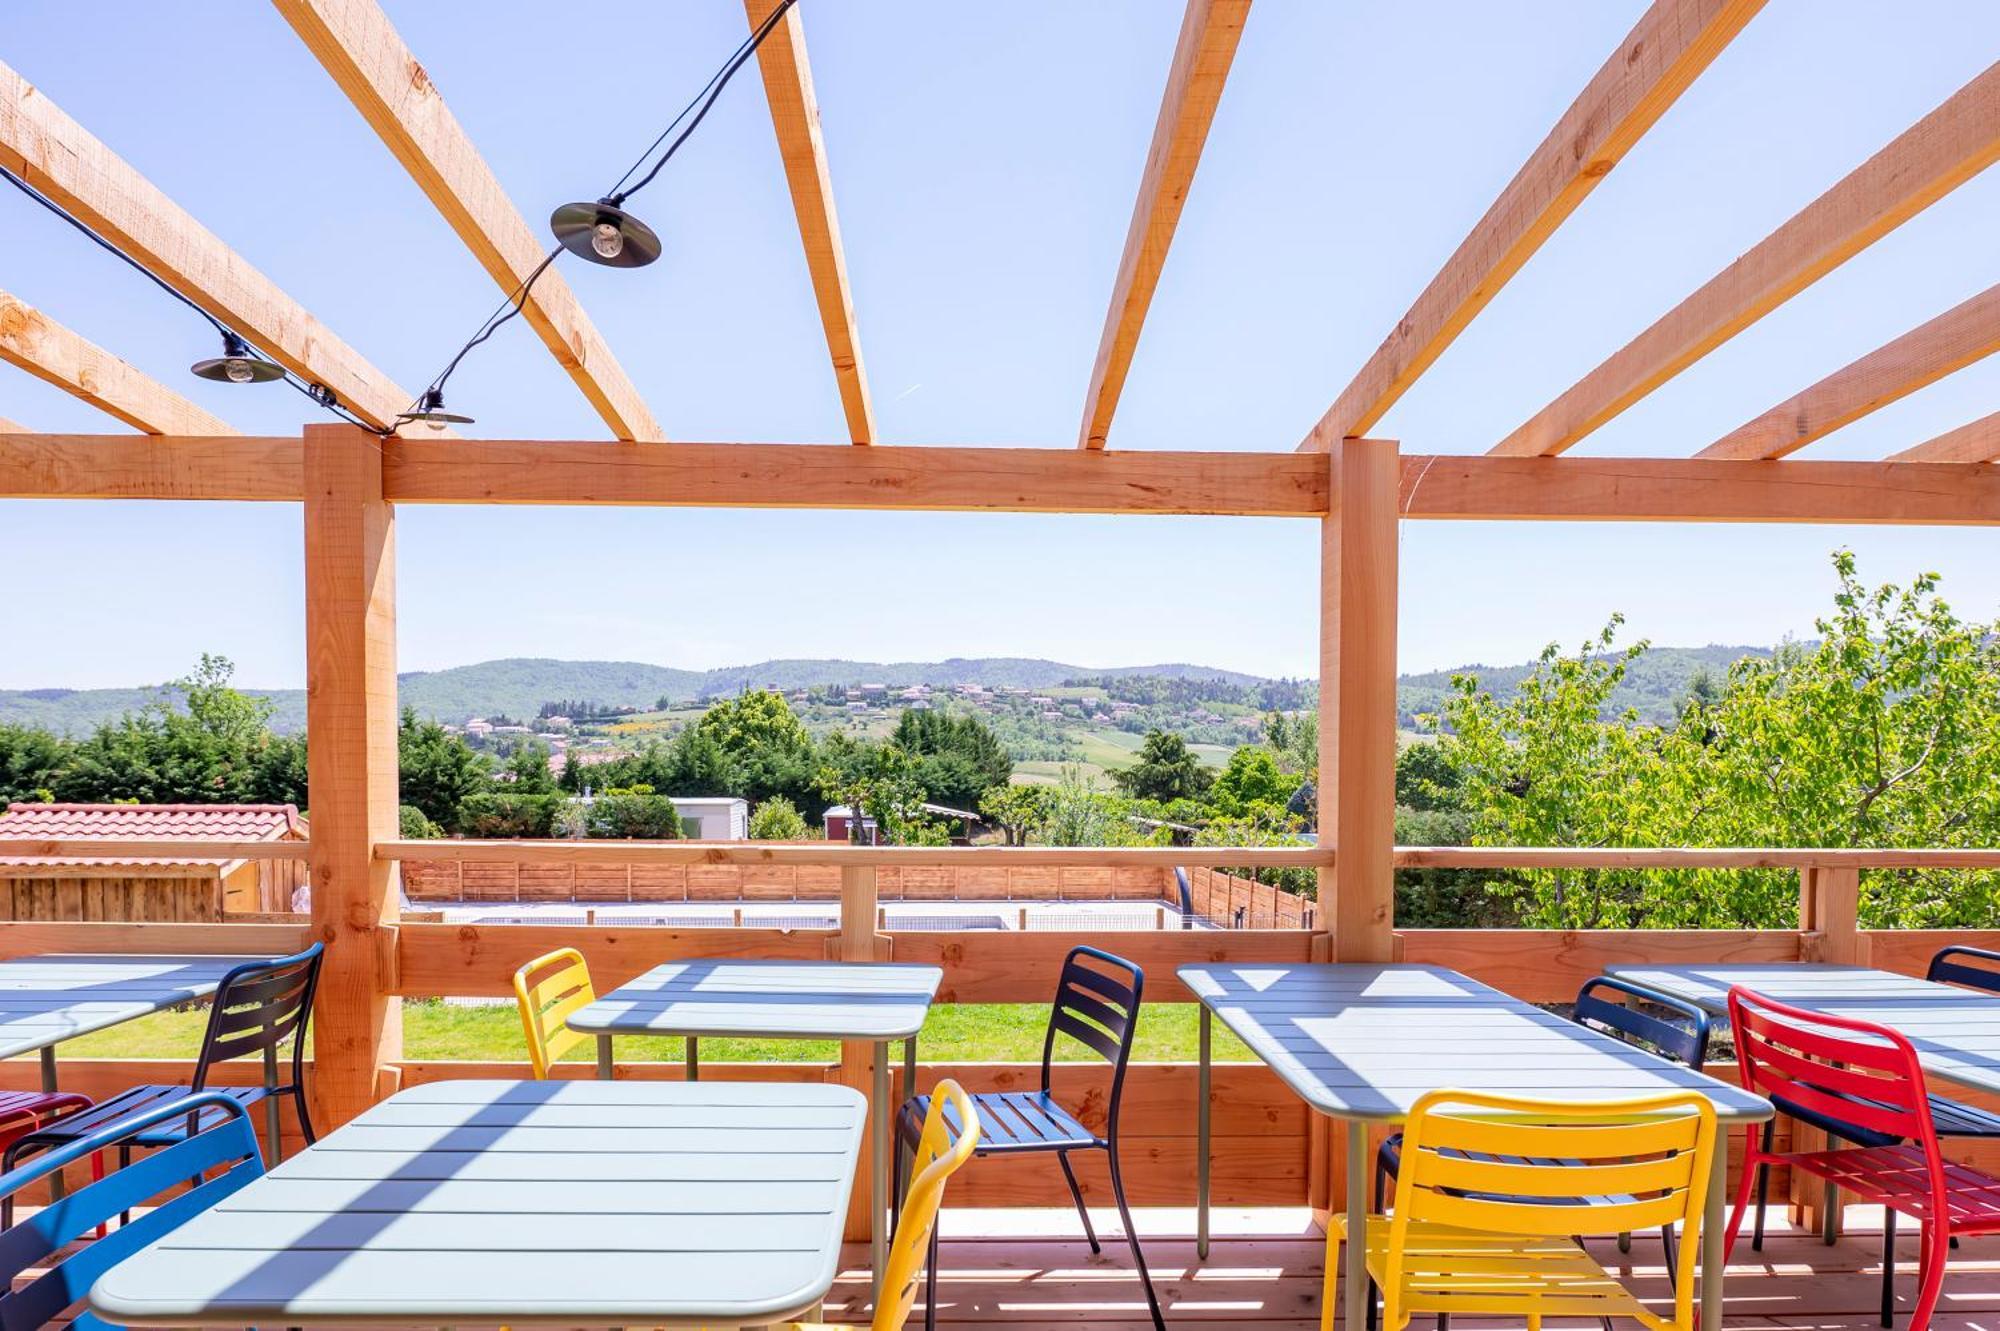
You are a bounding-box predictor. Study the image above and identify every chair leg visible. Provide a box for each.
[1105,1142,1165,1331]
[925,1221,940,1331]
[1880,1206,1897,1328]
[1660,1221,1678,1278]
[292,1085,317,1145]
[1056,1149,1101,1254]
[1724,1126,1763,1260]
[1907,1221,1947,1331]
[1751,1120,1774,1251]
[1319,1215,1340,1331]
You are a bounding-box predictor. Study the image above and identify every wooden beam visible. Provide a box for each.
[1301,0,1765,452]
[1492,60,2000,457]
[1398,454,2000,524]
[744,0,874,445]
[302,421,402,1128]
[0,416,28,432]
[0,433,301,500]
[1079,0,1250,449]
[1699,283,2000,458]
[0,59,429,433]
[1889,409,2000,463]
[271,0,661,442]
[0,288,236,435]
[381,839,1330,868]
[1322,437,1399,963]
[383,439,1329,515]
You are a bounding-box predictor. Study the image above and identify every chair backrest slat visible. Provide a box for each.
[875,1080,981,1331]
[1574,976,1712,1068]
[1927,945,2000,995]
[1039,947,1144,1117]
[1728,985,1934,1148]
[192,945,324,1089]
[513,947,596,1078]
[1387,1088,1715,1331]
[0,1093,264,1331]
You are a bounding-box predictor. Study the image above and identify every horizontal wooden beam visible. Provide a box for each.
[1699,282,2000,459]
[0,59,430,433]
[0,433,302,500]
[1393,845,2000,870]
[1301,0,1765,452]
[1399,928,1801,1003]
[1399,454,2000,525]
[273,0,660,442]
[745,0,873,445]
[0,919,313,958]
[0,838,311,860]
[382,439,1331,515]
[1080,0,1251,449]
[1492,60,2000,457]
[1890,409,2000,463]
[0,289,237,435]
[380,838,1331,868]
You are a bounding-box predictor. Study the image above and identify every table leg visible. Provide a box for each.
[1197,1005,1211,1261]
[873,1039,890,1306]
[904,1036,917,1097]
[40,1047,63,1201]
[1344,1120,1368,1331]
[1701,1126,1728,1331]
[596,1034,613,1081]
[687,1035,700,1083]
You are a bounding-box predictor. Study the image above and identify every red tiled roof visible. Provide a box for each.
[0,803,305,871]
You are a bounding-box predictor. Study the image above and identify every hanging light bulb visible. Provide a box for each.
[397,387,475,430]
[191,332,285,384]
[551,198,660,268]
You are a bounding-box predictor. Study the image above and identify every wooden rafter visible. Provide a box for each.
[1079,0,1250,449]
[1698,282,2000,458]
[272,0,662,442]
[1492,60,2000,458]
[0,288,236,435]
[1300,0,1765,453]
[0,59,428,434]
[0,415,27,432]
[1889,409,2000,463]
[745,0,874,445]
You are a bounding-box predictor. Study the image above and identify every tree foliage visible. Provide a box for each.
[1111,729,1212,802]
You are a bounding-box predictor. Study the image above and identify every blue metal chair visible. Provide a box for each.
[1370,975,1714,1331]
[893,945,1162,1331]
[0,1091,265,1331]
[3,944,323,1189]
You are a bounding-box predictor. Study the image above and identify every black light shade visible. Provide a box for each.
[551,199,661,268]
[398,388,475,429]
[191,332,285,385]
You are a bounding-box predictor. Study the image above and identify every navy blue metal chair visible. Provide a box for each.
[0,1091,265,1331]
[893,945,1162,1331]
[2,944,322,1191]
[1370,975,1714,1331]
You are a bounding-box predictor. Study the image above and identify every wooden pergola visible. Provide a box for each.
[1,0,1998,1246]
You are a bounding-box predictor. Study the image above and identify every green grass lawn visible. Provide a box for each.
[64,1001,1256,1066]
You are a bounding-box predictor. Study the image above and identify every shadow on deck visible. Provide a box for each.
[820,1206,2000,1330]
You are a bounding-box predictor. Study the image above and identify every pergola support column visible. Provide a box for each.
[303,422,404,1128]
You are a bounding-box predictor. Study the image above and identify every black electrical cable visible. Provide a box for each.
[0,164,382,432]
[405,0,801,419]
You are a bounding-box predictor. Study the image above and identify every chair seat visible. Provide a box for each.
[1929,1093,2000,1138]
[9,1084,273,1156]
[0,1090,90,1133]
[898,1090,1097,1154]
[1785,1144,2000,1230]
[1335,1215,1664,1327]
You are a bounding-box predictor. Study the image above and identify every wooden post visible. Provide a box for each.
[1313,437,1400,1220]
[838,865,881,1243]
[303,422,402,1129]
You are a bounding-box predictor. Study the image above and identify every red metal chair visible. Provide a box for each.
[1725,984,2000,1331]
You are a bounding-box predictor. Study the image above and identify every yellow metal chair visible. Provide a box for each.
[1328,1088,1717,1331]
[511,947,596,1078]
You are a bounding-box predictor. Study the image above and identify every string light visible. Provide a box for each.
[191,331,286,384]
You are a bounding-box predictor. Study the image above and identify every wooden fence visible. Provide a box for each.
[1182,865,1315,928]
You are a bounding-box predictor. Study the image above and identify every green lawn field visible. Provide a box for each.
[65,1001,1256,1065]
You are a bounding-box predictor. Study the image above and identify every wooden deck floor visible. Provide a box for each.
[818,1206,2000,1330]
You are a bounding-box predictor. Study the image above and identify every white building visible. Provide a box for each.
[670,796,749,840]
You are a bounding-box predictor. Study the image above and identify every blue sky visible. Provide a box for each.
[1,2,1996,690]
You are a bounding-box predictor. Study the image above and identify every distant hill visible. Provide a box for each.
[0,657,1271,735]
[1396,644,1773,727]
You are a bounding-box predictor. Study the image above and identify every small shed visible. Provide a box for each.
[668,796,748,841]
[0,803,309,921]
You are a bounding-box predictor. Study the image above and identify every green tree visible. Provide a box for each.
[1038,767,1151,847]
[56,656,294,805]
[748,795,810,840]
[0,724,72,804]
[979,783,1051,846]
[1111,729,1212,802]
[1262,710,1317,776]
[398,709,491,832]
[1208,746,1293,817]
[505,740,559,794]
[891,709,1013,809]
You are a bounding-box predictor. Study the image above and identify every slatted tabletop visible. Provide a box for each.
[1179,961,1771,1123]
[0,954,252,1059]
[568,958,943,1040]
[88,1078,868,1328]
[1611,962,2000,1097]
